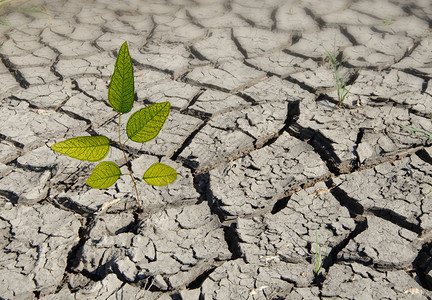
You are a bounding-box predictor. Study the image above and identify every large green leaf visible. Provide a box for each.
[108,41,134,113]
[143,163,177,186]
[51,136,110,162]
[86,161,122,189]
[126,102,170,143]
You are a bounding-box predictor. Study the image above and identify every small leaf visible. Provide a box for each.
[108,41,134,113]
[51,136,110,162]
[126,102,170,143]
[324,48,336,66]
[143,163,177,186]
[86,161,121,189]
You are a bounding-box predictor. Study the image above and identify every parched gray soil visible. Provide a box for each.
[1,0,432,299]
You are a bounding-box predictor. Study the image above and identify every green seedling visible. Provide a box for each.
[324,47,351,108]
[51,42,177,213]
[313,221,328,276]
[382,18,393,25]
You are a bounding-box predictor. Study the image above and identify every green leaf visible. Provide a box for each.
[143,163,177,186]
[108,41,134,113]
[126,102,170,143]
[51,136,110,162]
[324,48,336,66]
[86,161,121,189]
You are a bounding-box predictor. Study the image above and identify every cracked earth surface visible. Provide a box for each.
[0,0,432,299]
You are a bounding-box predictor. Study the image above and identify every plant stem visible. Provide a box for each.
[119,113,121,143]
[315,221,320,274]
[118,114,142,213]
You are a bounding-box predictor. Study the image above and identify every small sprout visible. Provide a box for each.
[382,18,393,25]
[313,220,328,276]
[51,41,177,213]
[324,47,351,108]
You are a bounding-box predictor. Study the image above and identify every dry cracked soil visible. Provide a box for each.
[0,0,432,299]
